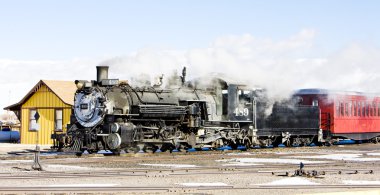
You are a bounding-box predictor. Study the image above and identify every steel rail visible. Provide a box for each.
[0,184,379,192]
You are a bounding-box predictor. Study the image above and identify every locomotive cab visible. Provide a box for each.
[222,84,255,122]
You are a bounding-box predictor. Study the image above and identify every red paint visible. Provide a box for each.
[294,89,380,134]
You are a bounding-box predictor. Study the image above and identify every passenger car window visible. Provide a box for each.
[373,102,377,117]
[362,102,366,117]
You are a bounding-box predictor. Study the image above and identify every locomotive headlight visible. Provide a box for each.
[110,123,120,133]
[75,80,93,89]
[75,80,84,89]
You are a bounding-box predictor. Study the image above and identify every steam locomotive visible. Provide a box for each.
[52,66,324,154]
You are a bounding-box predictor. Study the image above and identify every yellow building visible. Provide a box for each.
[4,80,77,145]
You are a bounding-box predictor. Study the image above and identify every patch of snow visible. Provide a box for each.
[177,182,228,187]
[0,160,33,164]
[343,180,380,185]
[47,164,90,170]
[217,158,327,164]
[273,151,324,155]
[48,184,118,187]
[221,163,263,166]
[292,153,380,162]
[60,158,86,161]
[226,152,254,156]
[139,164,198,168]
[259,177,320,185]
[366,153,380,156]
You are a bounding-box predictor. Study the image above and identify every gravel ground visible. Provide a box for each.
[0,143,380,194]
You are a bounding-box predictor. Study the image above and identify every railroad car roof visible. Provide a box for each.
[294,88,380,97]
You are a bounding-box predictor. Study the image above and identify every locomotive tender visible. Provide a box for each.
[53,66,324,153]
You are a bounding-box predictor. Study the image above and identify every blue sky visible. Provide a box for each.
[1,0,380,115]
[0,0,379,59]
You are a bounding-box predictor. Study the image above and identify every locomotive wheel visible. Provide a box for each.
[272,137,282,147]
[144,144,159,153]
[106,133,122,150]
[125,146,140,154]
[110,149,121,156]
[161,143,175,153]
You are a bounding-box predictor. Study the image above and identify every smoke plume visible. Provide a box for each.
[101,29,380,100]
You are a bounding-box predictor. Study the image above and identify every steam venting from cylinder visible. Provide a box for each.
[97,66,109,83]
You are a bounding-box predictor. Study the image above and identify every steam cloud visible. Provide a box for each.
[1,29,380,115]
[101,29,380,99]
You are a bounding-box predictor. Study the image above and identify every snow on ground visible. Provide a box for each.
[139,164,198,168]
[366,153,380,156]
[258,177,320,186]
[291,153,380,162]
[177,182,228,187]
[343,180,380,185]
[0,160,33,164]
[226,152,255,156]
[217,158,327,165]
[221,162,263,166]
[46,164,90,170]
[48,184,118,187]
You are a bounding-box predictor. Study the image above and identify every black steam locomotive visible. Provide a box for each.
[52,66,321,154]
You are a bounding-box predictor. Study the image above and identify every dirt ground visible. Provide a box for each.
[0,143,380,195]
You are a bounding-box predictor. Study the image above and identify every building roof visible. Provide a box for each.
[4,80,77,111]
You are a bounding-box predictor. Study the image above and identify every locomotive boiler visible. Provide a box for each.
[54,66,262,153]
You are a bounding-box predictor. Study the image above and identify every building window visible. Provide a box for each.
[55,109,63,131]
[353,102,357,116]
[29,109,38,131]
[340,102,344,116]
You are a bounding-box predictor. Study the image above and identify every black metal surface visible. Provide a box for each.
[257,128,319,136]
[265,104,320,129]
[134,105,187,117]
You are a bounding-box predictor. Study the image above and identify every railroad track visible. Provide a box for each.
[1,164,377,180]
[0,184,380,193]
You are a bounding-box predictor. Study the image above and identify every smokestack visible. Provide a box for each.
[96,66,109,83]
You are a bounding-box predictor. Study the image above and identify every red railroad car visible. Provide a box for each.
[294,89,380,142]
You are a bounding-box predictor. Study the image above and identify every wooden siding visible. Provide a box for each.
[20,84,72,144]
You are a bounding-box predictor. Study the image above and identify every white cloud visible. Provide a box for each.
[1,29,380,115]
[0,57,106,113]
